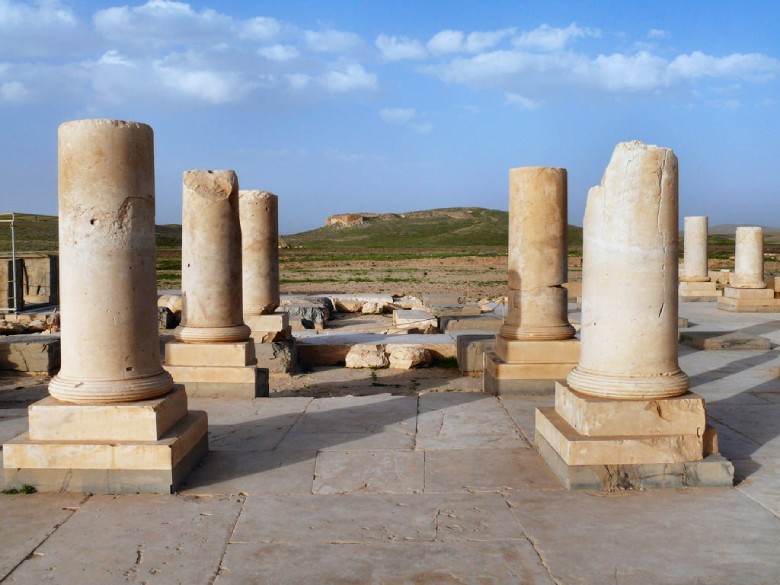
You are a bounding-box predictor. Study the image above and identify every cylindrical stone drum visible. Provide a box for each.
[498,167,575,341]
[49,119,173,404]
[239,190,280,316]
[730,227,765,288]
[682,216,710,282]
[567,141,689,400]
[175,170,250,343]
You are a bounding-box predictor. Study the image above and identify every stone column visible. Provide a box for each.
[483,167,579,395]
[175,170,250,343]
[566,141,689,400]
[681,216,710,282]
[498,167,575,341]
[49,119,172,404]
[239,190,280,316]
[730,227,765,288]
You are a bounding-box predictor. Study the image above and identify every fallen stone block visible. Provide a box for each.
[456,334,496,373]
[345,344,389,369]
[254,339,297,375]
[158,307,177,330]
[679,331,771,351]
[283,299,330,330]
[0,333,61,374]
[427,304,482,317]
[440,315,504,332]
[392,309,438,332]
[387,345,432,369]
[361,301,384,314]
[392,295,423,309]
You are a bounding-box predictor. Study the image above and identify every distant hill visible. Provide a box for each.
[285,207,583,250]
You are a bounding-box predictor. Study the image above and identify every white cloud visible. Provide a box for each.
[154,62,253,104]
[465,29,515,52]
[380,107,416,123]
[505,93,539,109]
[97,50,134,67]
[513,23,600,52]
[319,63,377,93]
[258,44,299,62]
[590,51,668,92]
[375,34,426,61]
[0,0,87,57]
[287,73,310,90]
[668,51,780,82]
[0,80,31,103]
[412,121,433,134]
[240,16,282,41]
[304,29,362,53]
[647,29,669,39]
[427,30,464,55]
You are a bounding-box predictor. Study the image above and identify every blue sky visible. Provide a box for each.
[1,0,779,235]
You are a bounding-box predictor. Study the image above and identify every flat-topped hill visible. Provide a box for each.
[286,207,583,250]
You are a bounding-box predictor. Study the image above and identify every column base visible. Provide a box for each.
[165,340,256,367]
[718,287,780,313]
[534,382,733,490]
[3,386,208,494]
[482,339,579,396]
[245,312,292,343]
[163,364,268,398]
[678,280,721,301]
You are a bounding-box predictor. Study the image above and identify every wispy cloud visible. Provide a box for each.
[375,34,426,61]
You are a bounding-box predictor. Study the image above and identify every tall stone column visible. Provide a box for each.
[165,172,268,398]
[681,216,710,282]
[718,226,779,312]
[567,143,688,400]
[50,119,172,403]
[483,167,579,395]
[731,227,765,288]
[535,141,732,490]
[176,171,250,343]
[4,119,208,493]
[240,190,280,316]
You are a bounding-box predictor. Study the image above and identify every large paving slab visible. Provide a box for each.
[215,541,556,584]
[3,494,244,584]
[312,450,425,494]
[508,488,780,584]
[0,493,86,580]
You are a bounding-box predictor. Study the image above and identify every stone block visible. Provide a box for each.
[535,407,705,466]
[254,339,296,375]
[536,433,733,490]
[392,309,437,330]
[678,280,721,301]
[678,317,689,328]
[495,337,580,364]
[158,307,177,329]
[422,293,465,306]
[679,331,771,351]
[427,304,482,317]
[723,287,774,299]
[28,386,189,442]
[387,345,432,369]
[483,351,575,395]
[4,411,208,494]
[0,333,60,374]
[440,315,503,332]
[164,364,269,398]
[456,334,495,373]
[554,383,706,437]
[283,299,329,330]
[244,312,289,336]
[164,340,255,367]
[345,344,389,369]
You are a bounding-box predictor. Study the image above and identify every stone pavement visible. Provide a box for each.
[1,300,780,583]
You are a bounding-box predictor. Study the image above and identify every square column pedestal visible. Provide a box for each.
[164,341,269,398]
[717,287,780,313]
[245,312,297,375]
[535,383,734,490]
[3,386,208,494]
[678,281,721,301]
[483,338,580,395]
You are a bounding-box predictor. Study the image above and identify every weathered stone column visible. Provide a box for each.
[730,227,765,288]
[566,142,688,400]
[240,190,280,316]
[175,171,250,343]
[535,141,732,491]
[49,119,172,403]
[165,172,268,398]
[499,167,575,341]
[681,216,710,282]
[4,119,208,494]
[483,167,579,395]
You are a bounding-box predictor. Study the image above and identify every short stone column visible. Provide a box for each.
[718,227,780,312]
[483,167,579,395]
[679,216,720,300]
[4,119,208,493]
[164,171,268,398]
[535,141,732,490]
